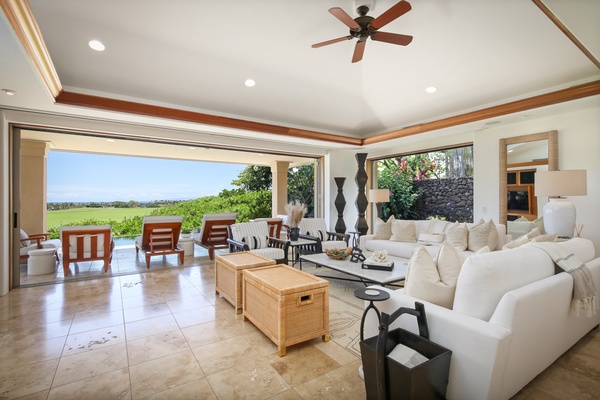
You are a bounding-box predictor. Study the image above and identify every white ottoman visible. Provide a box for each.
[27,248,56,275]
[179,237,194,257]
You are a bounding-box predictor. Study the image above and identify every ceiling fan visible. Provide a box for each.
[312,1,413,63]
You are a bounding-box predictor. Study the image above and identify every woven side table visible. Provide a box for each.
[215,252,276,314]
[243,264,330,356]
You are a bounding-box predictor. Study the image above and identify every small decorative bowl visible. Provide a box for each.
[325,247,353,260]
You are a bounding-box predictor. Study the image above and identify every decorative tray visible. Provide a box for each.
[361,261,394,271]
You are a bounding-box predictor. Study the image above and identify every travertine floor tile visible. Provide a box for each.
[123,302,171,323]
[172,305,217,328]
[0,336,65,371]
[292,360,366,400]
[127,329,189,365]
[125,314,180,341]
[141,377,216,400]
[47,367,131,400]
[52,342,128,387]
[531,363,600,400]
[129,349,204,399]
[0,358,58,399]
[192,336,270,376]
[62,324,125,356]
[69,310,124,335]
[268,343,341,386]
[206,358,290,400]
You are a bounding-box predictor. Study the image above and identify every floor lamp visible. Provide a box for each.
[369,189,390,219]
[535,170,587,238]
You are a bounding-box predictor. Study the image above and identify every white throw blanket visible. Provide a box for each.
[527,242,598,317]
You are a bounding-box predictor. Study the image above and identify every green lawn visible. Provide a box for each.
[47,207,153,229]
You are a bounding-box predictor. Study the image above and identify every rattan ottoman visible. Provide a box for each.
[215,252,276,314]
[242,264,329,356]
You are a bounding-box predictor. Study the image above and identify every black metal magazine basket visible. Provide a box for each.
[360,302,452,400]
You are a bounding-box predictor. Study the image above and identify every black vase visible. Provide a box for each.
[334,177,346,234]
[289,227,300,241]
[355,153,369,235]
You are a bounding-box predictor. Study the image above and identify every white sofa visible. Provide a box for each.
[359,219,510,260]
[363,238,600,400]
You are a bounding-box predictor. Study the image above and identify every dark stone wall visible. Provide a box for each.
[412,177,473,223]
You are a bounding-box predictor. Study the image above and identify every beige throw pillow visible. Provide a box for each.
[405,244,461,309]
[503,234,530,250]
[530,232,558,243]
[487,220,499,250]
[468,219,491,252]
[390,220,417,243]
[446,222,468,251]
[373,215,395,240]
[527,227,541,239]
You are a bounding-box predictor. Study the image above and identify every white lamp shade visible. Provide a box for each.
[535,170,587,197]
[369,189,390,203]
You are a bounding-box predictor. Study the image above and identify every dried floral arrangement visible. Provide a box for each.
[285,200,307,228]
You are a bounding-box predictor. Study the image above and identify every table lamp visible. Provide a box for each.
[369,189,390,219]
[535,170,587,238]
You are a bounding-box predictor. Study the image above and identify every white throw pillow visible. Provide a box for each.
[530,232,558,243]
[468,219,491,252]
[418,232,445,245]
[390,220,417,243]
[503,234,531,250]
[446,222,468,251]
[473,246,491,255]
[427,219,448,234]
[373,215,395,240]
[527,227,541,239]
[405,244,461,309]
[487,220,499,250]
[533,217,545,234]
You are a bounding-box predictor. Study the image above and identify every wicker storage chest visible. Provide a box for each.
[243,264,329,356]
[215,252,276,314]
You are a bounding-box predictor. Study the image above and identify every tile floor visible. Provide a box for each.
[3,245,600,399]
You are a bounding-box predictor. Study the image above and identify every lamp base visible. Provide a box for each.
[543,198,576,238]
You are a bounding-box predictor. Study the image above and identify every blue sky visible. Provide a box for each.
[47,151,247,202]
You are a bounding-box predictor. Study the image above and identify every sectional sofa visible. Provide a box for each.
[362,237,600,400]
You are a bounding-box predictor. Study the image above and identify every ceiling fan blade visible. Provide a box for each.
[329,7,361,30]
[312,35,353,48]
[371,31,413,46]
[370,1,412,30]
[352,40,366,63]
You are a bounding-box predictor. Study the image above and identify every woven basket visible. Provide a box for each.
[325,247,352,260]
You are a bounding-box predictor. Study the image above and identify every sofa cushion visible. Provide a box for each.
[427,219,449,234]
[503,234,531,250]
[390,220,417,243]
[418,232,445,245]
[300,218,328,240]
[365,240,438,260]
[405,243,461,309]
[453,247,556,321]
[373,215,395,240]
[446,222,468,251]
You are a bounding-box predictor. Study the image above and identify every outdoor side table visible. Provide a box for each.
[354,287,390,341]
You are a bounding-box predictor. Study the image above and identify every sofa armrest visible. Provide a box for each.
[363,286,512,400]
[359,234,375,250]
[267,237,290,258]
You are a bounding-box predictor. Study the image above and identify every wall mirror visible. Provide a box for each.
[499,130,558,227]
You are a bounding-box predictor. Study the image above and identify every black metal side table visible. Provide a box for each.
[354,287,390,341]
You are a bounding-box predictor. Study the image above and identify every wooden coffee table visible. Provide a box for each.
[299,252,408,287]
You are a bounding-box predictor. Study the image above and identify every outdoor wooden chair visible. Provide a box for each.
[193,212,236,259]
[135,216,184,268]
[60,225,114,276]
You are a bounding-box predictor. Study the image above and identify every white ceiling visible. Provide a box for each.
[1,0,599,164]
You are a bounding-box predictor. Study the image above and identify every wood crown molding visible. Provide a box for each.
[363,80,600,145]
[0,0,61,97]
[54,91,362,146]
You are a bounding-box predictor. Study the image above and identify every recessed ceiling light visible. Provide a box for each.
[425,86,437,93]
[188,147,196,150]
[484,120,502,126]
[106,139,116,143]
[89,40,105,51]
[2,89,17,96]
[245,79,256,87]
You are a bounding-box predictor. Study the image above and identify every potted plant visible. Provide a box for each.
[285,200,307,241]
[180,227,192,238]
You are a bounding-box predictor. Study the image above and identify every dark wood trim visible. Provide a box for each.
[55,91,362,146]
[532,0,600,69]
[363,80,600,145]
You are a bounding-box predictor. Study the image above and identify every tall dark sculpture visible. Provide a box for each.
[355,153,369,235]
[334,177,346,234]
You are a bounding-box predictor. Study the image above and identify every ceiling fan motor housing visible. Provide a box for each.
[351,10,375,40]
